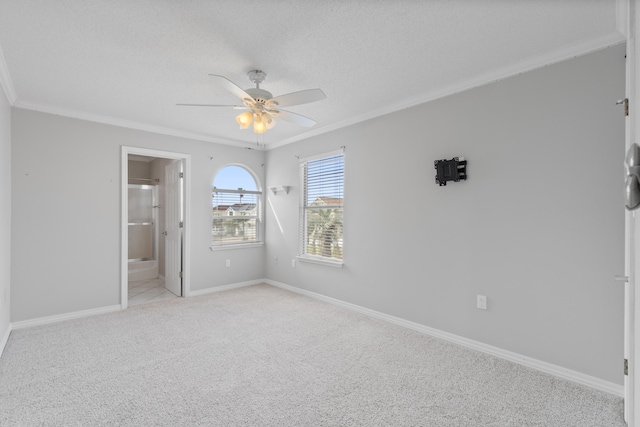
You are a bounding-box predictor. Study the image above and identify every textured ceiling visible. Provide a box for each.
[0,0,625,149]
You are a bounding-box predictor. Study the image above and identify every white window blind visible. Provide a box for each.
[300,152,344,261]
[212,187,261,244]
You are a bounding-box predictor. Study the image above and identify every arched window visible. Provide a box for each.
[212,165,262,246]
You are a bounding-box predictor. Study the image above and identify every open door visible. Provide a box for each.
[623,182,637,425]
[623,1,639,424]
[164,159,183,297]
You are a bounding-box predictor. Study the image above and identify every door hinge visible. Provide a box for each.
[179,271,183,279]
[624,358,628,376]
[179,172,184,178]
[617,98,629,116]
[179,221,184,228]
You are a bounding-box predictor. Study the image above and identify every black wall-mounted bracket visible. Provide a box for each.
[434,157,467,186]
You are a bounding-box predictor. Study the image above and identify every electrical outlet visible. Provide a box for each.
[225,259,231,268]
[274,256,278,264]
[477,295,487,310]
[291,259,296,268]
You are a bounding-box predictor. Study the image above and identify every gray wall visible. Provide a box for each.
[7,44,627,385]
[11,111,266,321]
[264,45,626,384]
[0,86,10,345]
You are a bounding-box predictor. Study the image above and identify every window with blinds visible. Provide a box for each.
[300,151,344,262]
[212,166,262,246]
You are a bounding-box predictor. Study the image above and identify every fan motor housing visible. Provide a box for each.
[245,87,273,104]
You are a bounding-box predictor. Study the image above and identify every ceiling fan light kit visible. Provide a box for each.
[179,70,326,134]
[236,111,253,129]
[252,115,267,134]
[263,114,275,130]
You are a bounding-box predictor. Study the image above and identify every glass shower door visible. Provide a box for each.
[128,184,156,261]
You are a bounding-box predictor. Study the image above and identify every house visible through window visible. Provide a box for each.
[300,151,344,263]
[212,165,262,246]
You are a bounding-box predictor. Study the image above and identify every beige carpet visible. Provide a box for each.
[0,284,625,426]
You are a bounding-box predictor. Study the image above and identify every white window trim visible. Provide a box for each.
[296,254,344,268]
[210,242,264,251]
[298,148,345,267]
[297,148,345,164]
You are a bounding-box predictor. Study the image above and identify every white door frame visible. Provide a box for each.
[121,146,191,309]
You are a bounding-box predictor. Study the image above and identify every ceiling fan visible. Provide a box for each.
[178,70,326,134]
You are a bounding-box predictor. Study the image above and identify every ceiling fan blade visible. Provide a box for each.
[176,103,247,109]
[208,74,255,102]
[266,88,326,108]
[270,109,317,127]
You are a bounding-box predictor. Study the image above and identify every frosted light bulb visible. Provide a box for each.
[236,111,253,129]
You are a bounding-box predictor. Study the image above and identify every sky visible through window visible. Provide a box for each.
[213,166,257,191]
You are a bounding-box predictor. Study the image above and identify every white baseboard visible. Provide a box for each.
[11,305,122,330]
[188,279,263,297]
[8,278,264,330]
[264,279,624,397]
[0,323,11,357]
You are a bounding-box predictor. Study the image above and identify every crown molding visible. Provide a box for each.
[5,30,626,152]
[0,44,17,105]
[13,100,255,148]
[268,31,626,150]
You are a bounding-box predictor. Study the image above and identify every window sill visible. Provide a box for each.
[296,255,344,269]
[210,242,264,251]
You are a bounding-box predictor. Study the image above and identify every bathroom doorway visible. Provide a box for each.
[121,147,191,309]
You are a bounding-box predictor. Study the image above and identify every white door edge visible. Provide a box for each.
[164,159,184,297]
[622,0,640,424]
[632,0,640,423]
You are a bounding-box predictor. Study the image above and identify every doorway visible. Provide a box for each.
[121,146,191,309]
